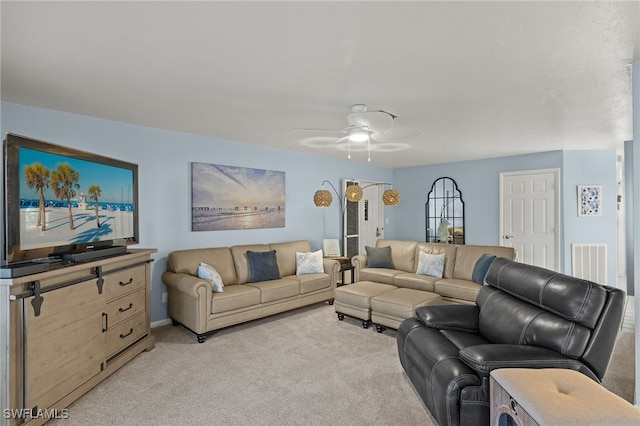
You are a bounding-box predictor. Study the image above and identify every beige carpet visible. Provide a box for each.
[49,303,634,426]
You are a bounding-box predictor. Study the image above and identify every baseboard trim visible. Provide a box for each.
[151,318,173,328]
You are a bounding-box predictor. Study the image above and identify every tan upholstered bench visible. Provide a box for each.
[371,288,443,332]
[334,281,396,328]
[490,368,640,426]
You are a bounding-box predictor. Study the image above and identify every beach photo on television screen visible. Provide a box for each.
[19,146,135,249]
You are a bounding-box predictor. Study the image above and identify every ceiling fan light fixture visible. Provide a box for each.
[349,128,369,143]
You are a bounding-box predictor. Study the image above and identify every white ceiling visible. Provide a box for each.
[2,1,639,168]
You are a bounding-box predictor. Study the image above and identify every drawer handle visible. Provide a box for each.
[119,303,133,313]
[119,278,134,286]
[120,328,134,339]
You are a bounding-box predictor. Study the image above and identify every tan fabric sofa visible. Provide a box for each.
[163,240,339,342]
[352,239,516,305]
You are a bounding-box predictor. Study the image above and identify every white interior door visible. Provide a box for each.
[344,180,384,257]
[500,169,560,270]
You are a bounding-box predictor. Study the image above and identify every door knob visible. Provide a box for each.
[504,235,514,239]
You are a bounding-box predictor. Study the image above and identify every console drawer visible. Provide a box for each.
[106,311,146,356]
[107,288,146,326]
[105,265,146,300]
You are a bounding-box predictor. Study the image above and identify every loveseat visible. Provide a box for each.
[351,239,516,304]
[162,240,339,342]
[397,257,626,426]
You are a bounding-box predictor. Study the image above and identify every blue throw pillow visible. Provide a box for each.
[247,250,281,282]
[365,246,394,269]
[472,253,496,284]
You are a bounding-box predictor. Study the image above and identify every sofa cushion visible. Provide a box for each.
[247,278,300,303]
[247,250,281,282]
[293,274,331,294]
[453,245,515,281]
[376,239,417,272]
[366,245,394,268]
[392,273,437,292]
[211,284,261,314]
[360,268,403,285]
[416,252,445,278]
[415,243,457,278]
[270,240,312,276]
[168,247,238,285]
[231,244,271,284]
[295,250,324,274]
[197,262,224,292]
[471,254,496,284]
[434,278,482,303]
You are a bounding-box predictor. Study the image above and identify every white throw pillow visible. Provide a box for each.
[416,251,445,278]
[197,262,224,292]
[296,250,324,275]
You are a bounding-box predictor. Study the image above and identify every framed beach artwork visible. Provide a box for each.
[191,162,285,231]
[578,185,602,217]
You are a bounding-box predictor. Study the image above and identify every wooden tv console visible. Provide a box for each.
[0,249,156,425]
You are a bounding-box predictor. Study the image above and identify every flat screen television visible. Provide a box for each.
[3,134,139,265]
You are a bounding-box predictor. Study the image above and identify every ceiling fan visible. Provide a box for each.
[295,104,421,162]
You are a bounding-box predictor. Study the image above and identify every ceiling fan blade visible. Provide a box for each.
[333,135,349,144]
[371,124,422,142]
[347,111,393,133]
[292,127,347,134]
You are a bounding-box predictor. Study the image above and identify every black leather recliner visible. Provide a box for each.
[397,257,626,426]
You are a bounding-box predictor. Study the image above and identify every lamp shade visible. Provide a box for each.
[345,184,363,202]
[383,189,400,206]
[313,189,333,207]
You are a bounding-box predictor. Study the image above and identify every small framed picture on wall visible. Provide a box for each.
[578,185,602,217]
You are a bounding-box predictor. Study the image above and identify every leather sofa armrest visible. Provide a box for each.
[459,344,585,375]
[416,305,480,332]
[162,271,211,299]
[323,258,340,288]
[351,254,367,282]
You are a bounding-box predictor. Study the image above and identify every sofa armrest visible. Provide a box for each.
[416,304,480,332]
[323,258,340,289]
[162,271,211,334]
[162,271,211,299]
[459,344,585,376]
[351,254,367,282]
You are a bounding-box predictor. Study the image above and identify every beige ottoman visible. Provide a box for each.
[371,288,443,332]
[490,368,640,426]
[334,281,397,328]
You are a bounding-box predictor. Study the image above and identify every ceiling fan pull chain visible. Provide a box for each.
[368,140,371,162]
[348,139,351,159]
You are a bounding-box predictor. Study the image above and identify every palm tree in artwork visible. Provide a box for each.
[23,163,50,231]
[51,163,80,230]
[88,184,102,227]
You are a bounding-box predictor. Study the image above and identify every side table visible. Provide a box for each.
[326,256,353,285]
[490,368,640,426]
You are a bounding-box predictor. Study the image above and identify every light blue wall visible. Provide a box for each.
[0,102,393,322]
[392,150,619,285]
[392,151,563,244]
[1,102,621,321]
[561,150,618,286]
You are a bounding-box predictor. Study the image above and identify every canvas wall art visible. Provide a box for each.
[578,185,602,217]
[191,162,285,231]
